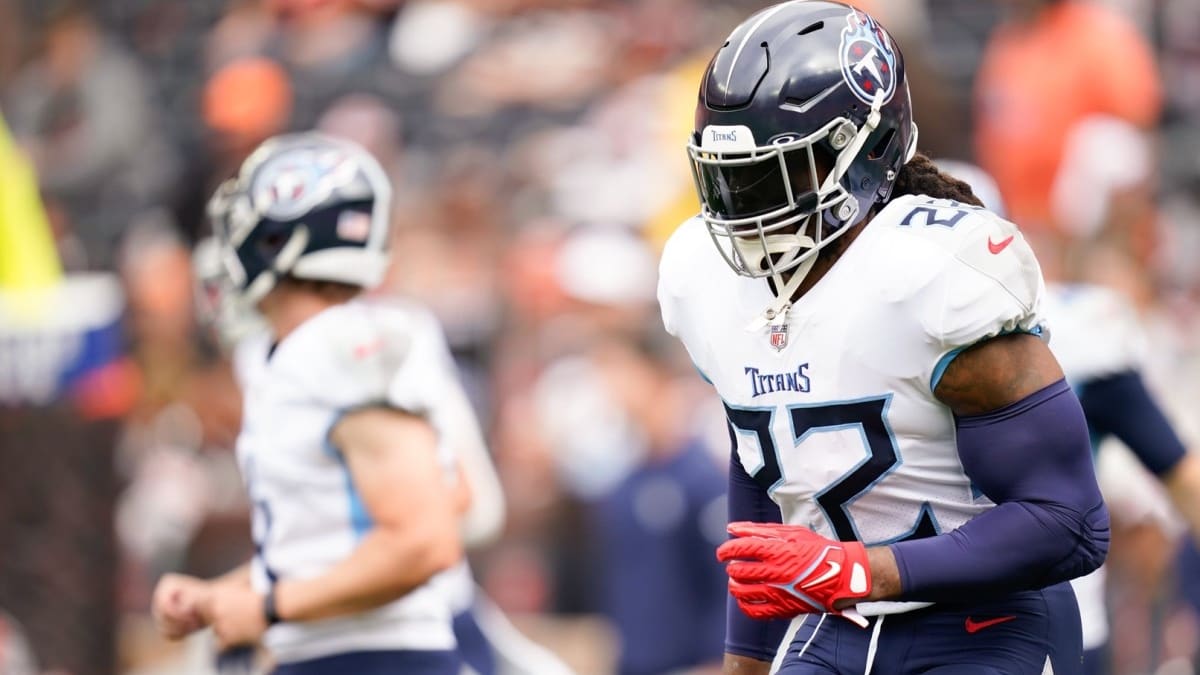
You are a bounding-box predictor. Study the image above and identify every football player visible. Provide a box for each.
[153,133,465,674]
[941,159,1200,675]
[186,154,573,675]
[658,3,1108,673]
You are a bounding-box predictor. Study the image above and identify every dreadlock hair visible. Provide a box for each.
[886,152,984,207]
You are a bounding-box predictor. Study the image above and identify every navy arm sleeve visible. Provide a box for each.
[1078,370,1187,477]
[890,379,1110,601]
[725,451,789,661]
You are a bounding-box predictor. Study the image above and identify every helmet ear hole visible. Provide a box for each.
[257,227,291,257]
[868,128,897,161]
[812,144,836,181]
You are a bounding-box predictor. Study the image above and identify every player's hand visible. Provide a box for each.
[205,583,268,649]
[152,573,212,640]
[717,522,872,626]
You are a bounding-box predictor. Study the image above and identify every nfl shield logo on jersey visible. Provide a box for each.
[769,323,789,351]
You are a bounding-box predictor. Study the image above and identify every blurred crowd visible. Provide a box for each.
[0,0,1198,674]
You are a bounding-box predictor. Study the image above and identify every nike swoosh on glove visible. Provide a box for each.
[717,522,872,627]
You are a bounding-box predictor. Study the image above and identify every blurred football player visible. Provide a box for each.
[658,3,1108,673]
[942,159,1200,675]
[188,170,572,675]
[152,133,466,674]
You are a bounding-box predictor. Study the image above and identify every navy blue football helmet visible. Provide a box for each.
[208,132,392,304]
[688,1,917,288]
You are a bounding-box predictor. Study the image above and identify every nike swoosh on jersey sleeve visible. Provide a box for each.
[869,197,1047,392]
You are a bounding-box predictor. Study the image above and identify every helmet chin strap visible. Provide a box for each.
[743,90,887,334]
[739,231,818,332]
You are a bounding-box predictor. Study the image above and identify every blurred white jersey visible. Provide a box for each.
[234,299,467,663]
[1044,283,1143,651]
[659,194,1045,616]
[1044,283,1142,384]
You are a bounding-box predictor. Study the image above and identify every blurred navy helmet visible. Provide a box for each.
[208,132,392,304]
[688,1,918,283]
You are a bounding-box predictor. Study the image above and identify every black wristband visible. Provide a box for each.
[263,585,282,626]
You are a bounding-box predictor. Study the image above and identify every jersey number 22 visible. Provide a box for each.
[725,395,939,543]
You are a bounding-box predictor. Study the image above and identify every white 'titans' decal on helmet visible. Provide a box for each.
[838,9,898,105]
[700,124,758,152]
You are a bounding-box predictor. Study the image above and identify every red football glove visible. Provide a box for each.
[717,522,872,626]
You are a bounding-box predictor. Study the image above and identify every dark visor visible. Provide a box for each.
[693,146,820,220]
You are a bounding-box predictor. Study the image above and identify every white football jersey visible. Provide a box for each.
[1044,283,1142,385]
[659,194,1045,615]
[1043,283,1144,651]
[234,299,467,663]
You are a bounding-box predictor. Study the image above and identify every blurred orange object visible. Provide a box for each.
[264,0,398,18]
[202,57,293,142]
[974,1,1162,234]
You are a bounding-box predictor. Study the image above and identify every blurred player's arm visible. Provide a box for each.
[454,458,473,516]
[385,310,504,547]
[275,407,463,621]
[213,563,251,588]
[444,385,505,548]
[871,333,1109,602]
[153,573,215,640]
[1077,370,1200,540]
[204,407,462,647]
[723,455,789,674]
[151,563,252,640]
[1165,457,1200,542]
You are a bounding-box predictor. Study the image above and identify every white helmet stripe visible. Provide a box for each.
[723,2,791,94]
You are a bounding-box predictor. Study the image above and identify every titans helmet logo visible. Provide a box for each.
[252,148,357,222]
[838,10,898,105]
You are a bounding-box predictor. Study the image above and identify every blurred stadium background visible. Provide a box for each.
[0,0,1198,673]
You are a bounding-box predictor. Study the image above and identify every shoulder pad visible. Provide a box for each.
[658,217,712,339]
[657,216,731,382]
[875,197,1046,387]
[351,301,458,414]
[284,300,451,410]
[296,302,415,406]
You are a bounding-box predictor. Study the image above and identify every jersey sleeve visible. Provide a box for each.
[317,302,462,418]
[314,303,473,476]
[379,306,485,479]
[657,220,692,340]
[658,218,718,382]
[914,211,1046,391]
[378,309,458,415]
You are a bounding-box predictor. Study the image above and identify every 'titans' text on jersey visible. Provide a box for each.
[234,299,463,664]
[659,194,1045,612]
